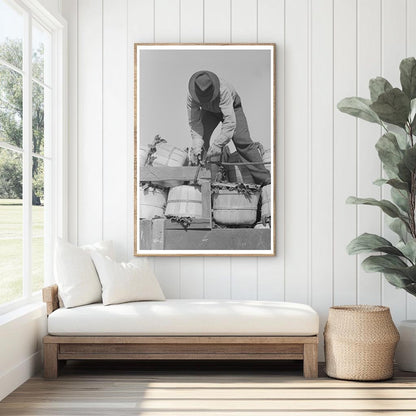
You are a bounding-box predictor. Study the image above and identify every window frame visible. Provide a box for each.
[0,0,67,315]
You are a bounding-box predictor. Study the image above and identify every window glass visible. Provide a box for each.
[32,81,45,155]
[0,65,23,148]
[0,147,23,304]
[32,156,44,293]
[0,0,24,70]
[32,20,51,85]
[0,1,57,311]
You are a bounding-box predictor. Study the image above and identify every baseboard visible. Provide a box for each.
[0,350,42,401]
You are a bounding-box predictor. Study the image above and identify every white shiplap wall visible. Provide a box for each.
[61,0,416,356]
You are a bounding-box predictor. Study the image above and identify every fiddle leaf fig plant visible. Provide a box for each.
[338,57,416,297]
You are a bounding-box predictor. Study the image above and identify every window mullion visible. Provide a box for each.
[22,11,32,298]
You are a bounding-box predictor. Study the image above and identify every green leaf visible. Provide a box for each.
[412,114,416,133]
[411,99,416,132]
[383,272,412,288]
[337,97,382,125]
[389,218,409,241]
[370,88,410,127]
[361,255,415,287]
[400,57,416,100]
[410,98,416,126]
[398,161,412,185]
[373,178,409,191]
[394,130,410,150]
[404,282,416,296]
[384,166,400,180]
[373,178,388,186]
[397,240,416,264]
[391,187,409,213]
[369,77,393,102]
[347,233,403,256]
[375,132,404,173]
[403,146,416,172]
[402,265,416,282]
[362,254,408,272]
[386,178,410,191]
[346,196,406,219]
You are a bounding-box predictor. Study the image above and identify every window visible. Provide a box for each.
[0,0,66,311]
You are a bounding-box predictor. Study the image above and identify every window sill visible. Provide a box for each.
[0,299,45,327]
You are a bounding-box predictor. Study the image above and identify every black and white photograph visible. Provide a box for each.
[135,44,275,256]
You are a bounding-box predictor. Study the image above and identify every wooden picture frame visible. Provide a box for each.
[134,44,276,256]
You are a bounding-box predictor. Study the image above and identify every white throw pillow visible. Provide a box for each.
[90,252,165,306]
[81,240,115,259]
[55,239,114,308]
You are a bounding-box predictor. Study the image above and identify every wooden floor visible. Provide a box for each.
[1,360,416,415]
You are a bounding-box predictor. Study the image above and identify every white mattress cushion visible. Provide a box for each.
[48,299,319,336]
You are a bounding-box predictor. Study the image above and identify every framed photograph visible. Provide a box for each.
[134,44,275,256]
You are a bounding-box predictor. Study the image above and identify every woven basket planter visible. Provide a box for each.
[324,305,399,381]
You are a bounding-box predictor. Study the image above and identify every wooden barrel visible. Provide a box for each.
[262,148,272,172]
[139,186,167,219]
[225,151,255,184]
[213,189,260,226]
[165,185,203,218]
[153,143,187,167]
[139,146,149,167]
[152,143,188,188]
[261,184,271,219]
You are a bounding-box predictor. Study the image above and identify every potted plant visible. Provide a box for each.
[337,57,416,372]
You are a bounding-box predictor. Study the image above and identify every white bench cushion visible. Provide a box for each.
[48,299,319,336]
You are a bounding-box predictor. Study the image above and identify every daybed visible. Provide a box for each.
[42,285,320,379]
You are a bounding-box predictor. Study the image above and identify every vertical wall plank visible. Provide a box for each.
[61,0,77,245]
[179,0,205,298]
[407,0,416,57]
[127,0,154,261]
[231,0,257,42]
[102,0,128,260]
[203,0,232,298]
[204,0,231,42]
[155,0,180,42]
[231,258,258,299]
[257,0,285,301]
[356,0,382,305]
[310,0,333,359]
[284,0,309,304]
[154,258,181,298]
[204,257,231,298]
[77,0,103,245]
[228,0,258,300]
[152,0,182,297]
[180,258,204,298]
[381,0,407,323]
[407,0,416,319]
[180,0,203,43]
[333,0,357,305]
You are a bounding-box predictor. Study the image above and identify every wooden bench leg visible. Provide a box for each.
[303,343,318,379]
[44,343,59,379]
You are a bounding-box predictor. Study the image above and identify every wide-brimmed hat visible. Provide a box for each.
[189,71,220,104]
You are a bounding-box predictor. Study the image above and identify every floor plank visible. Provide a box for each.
[1,361,416,415]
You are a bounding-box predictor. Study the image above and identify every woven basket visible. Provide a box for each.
[324,305,399,381]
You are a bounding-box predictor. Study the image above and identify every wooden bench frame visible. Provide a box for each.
[43,285,319,379]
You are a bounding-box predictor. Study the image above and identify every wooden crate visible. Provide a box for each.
[139,165,270,251]
[140,219,271,251]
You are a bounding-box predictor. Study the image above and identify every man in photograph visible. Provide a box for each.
[187,70,271,186]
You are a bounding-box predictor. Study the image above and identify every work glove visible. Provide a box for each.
[207,144,222,160]
[190,147,202,165]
